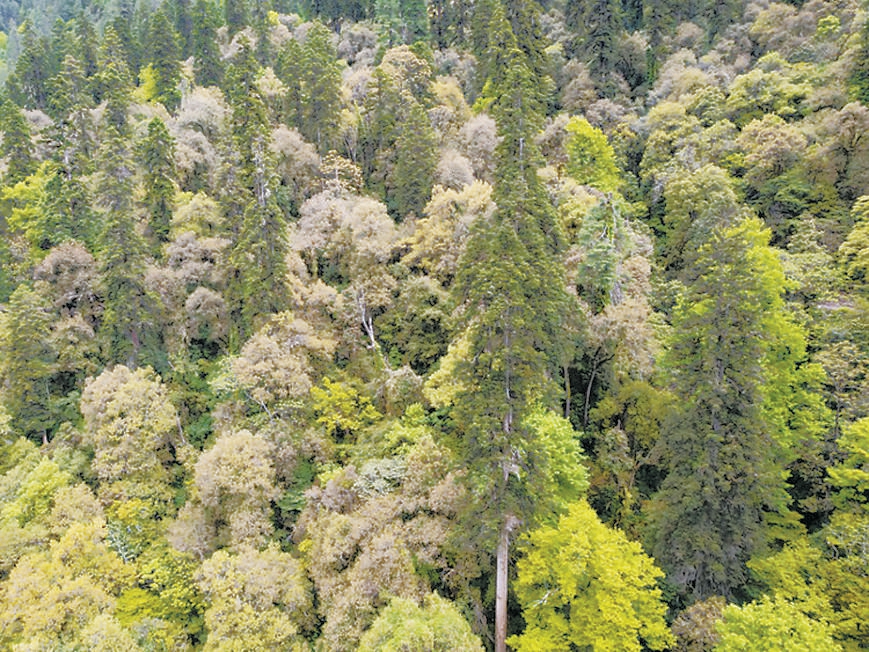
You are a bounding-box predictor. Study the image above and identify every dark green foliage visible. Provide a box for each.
[649,217,796,604]
[566,0,623,91]
[0,96,34,184]
[429,0,471,47]
[95,125,158,367]
[0,284,57,442]
[6,22,53,109]
[388,95,437,219]
[139,118,176,250]
[225,38,290,340]
[850,17,869,105]
[276,21,344,153]
[375,275,452,374]
[97,26,135,133]
[191,0,223,87]
[145,7,182,111]
[38,162,96,250]
[449,11,571,555]
[225,0,250,36]
[375,0,428,46]
[170,0,194,58]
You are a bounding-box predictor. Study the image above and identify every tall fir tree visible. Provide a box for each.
[0,284,57,443]
[145,7,183,111]
[73,13,100,82]
[299,21,344,153]
[276,20,343,153]
[0,95,35,185]
[171,0,195,58]
[6,22,53,110]
[225,38,289,342]
[225,0,250,37]
[95,119,157,366]
[139,118,177,251]
[649,216,805,605]
[565,0,624,92]
[429,0,471,47]
[47,53,95,174]
[109,0,142,78]
[39,161,96,251]
[850,15,869,105]
[97,26,135,134]
[448,15,571,651]
[191,0,223,87]
[389,93,437,220]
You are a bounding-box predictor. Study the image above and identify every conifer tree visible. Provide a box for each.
[429,0,471,47]
[6,22,52,110]
[191,0,223,87]
[225,38,289,341]
[171,0,194,58]
[389,94,437,219]
[225,0,250,37]
[565,0,623,91]
[95,124,157,367]
[276,21,343,152]
[38,162,96,251]
[41,53,97,251]
[48,52,91,132]
[0,96,35,185]
[448,9,572,648]
[850,17,869,105]
[72,13,99,82]
[649,216,805,604]
[299,21,343,152]
[140,118,177,250]
[108,1,141,79]
[0,284,56,443]
[145,7,183,111]
[97,26,135,134]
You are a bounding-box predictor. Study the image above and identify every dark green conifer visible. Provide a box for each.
[225,38,289,341]
[97,26,135,133]
[0,96,35,185]
[171,0,195,58]
[140,118,177,250]
[146,7,183,111]
[95,124,158,367]
[6,22,52,109]
[850,17,869,105]
[649,216,800,604]
[449,20,571,651]
[192,0,223,87]
[225,0,250,36]
[389,94,437,219]
[0,284,57,443]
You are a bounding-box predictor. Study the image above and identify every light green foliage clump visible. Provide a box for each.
[714,596,841,652]
[312,377,382,441]
[359,593,484,651]
[509,500,673,652]
[564,116,622,193]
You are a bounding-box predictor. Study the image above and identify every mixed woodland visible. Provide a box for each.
[0,0,867,649]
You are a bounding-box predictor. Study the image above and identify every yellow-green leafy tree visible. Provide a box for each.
[196,545,312,651]
[359,593,484,652]
[714,596,841,652]
[508,500,673,652]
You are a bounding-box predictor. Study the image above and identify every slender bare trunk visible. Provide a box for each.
[495,514,521,652]
[495,519,510,652]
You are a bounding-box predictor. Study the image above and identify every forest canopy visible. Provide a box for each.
[0,0,867,650]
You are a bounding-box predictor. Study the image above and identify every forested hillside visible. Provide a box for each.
[0,0,866,649]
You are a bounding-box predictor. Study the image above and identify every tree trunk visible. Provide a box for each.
[495,514,520,652]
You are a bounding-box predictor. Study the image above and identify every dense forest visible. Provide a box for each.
[0,0,866,649]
